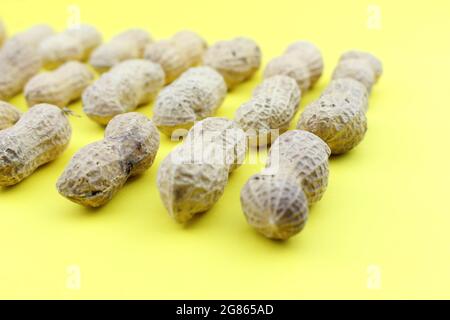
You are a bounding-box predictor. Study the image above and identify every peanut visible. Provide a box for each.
[0,20,6,47]
[83,59,165,125]
[235,75,301,146]
[0,104,72,187]
[157,117,246,223]
[0,101,22,130]
[57,112,159,207]
[332,51,382,92]
[90,29,153,72]
[0,24,54,100]
[144,30,206,84]
[25,61,94,108]
[203,37,261,89]
[264,41,323,91]
[39,24,102,69]
[152,66,227,136]
[240,130,330,240]
[297,78,369,154]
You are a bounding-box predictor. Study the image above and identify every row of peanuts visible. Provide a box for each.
[0,21,382,240]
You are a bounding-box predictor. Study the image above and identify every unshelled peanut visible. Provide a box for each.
[25,61,94,108]
[0,101,22,130]
[83,59,165,125]
[39,24,102,69]
[0,24,54,100]
[332,50,382,92]
[153,66,227,136]
[241,130,330,240]
[235,75,300,146]
[0,104,71,186]
[264,41,323,91]
[158,117,246,223]
[203,37,261,89]
[144,31,206,84]
[57,112,159,207]
[90,29,153,72]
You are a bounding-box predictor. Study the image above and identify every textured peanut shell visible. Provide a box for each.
[284,41,324,86]
[240,130,329,240]
[340,50,382,81]
[0,20,6,48]
[203,37,261,89]
[157,117,246,223]
[264,53,312,92]
[83,59,165,125]
[321,78,369,112]
[332,58,376,92]
[56,112,160,207]
[39,24,102,69]
[0,104,71,186]
[0,25,54,100]
[144,31,206,84]
[235,75,301,146]
[90,29,153,72]
[0,101,22,130]
[297,90,367,155]
[153,66,227,136]
[25,61,94,108]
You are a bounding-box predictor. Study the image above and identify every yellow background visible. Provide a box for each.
[1,0,449,299]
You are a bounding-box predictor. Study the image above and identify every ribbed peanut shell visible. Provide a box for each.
[332,58,376,92]
[56,112,160,207]
[25,61,94,108]
[203,37,261,89]
[339,50,382,81]
[0,104,71,186]
[297,92,367,155]
[90,29,153,72]
[235,75,301,146]
[266,130,330,203]
[0,24,54,100]
[263,53,312,92]
[321,78,369,112]
[157,117,246,223]
[83,59,165,125]
[0,101,22,130]
[240,130,329,240]
[144,30,206,84]
[284,41,324,86]
[0,20,6,47]
[39,24,102,69]
[153,66,227,136]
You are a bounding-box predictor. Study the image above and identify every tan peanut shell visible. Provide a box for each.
[339,50,382,81]
[240,130,330,240]
[25,61,94,108]
[83,59,165,125]
[39,24,102,69]
[153,66,227,136]
[144,30,206,84]
[57,112,160,207]
[264,40,323,91]
[297,79,368,154]
[332,59,376,92]
[0,104,71,186]
[0,101,22,130]
[235,75,301,146]
[0,20,6,47]
[284,41,324,85]
[90,29,153,72]
[203,37,261,89]
[0,24,54,100]
[157,117,246,223]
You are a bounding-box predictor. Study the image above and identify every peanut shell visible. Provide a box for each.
[0,101,22,130]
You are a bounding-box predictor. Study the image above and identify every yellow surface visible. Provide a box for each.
[0,0,449,299]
